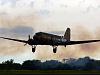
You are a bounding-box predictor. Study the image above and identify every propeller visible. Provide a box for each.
[24,35,31,46]
[24,43,27,46]
[29,35,31,39]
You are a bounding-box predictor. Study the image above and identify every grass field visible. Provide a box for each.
[0,70,100,75]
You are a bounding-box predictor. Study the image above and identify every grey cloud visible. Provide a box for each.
[97,4,100,8]
[36,9,50,17]
[44,0,53,5]
[30,1,35,8]
[44,0,50,3]
[79,0,86,3]
[11,26,34,35]
[83,6,99,14]
[0,12,8,16]
[0,12,10,19]
[60,4,68,8]
[78,0,100,13]
[0,0,36,8]
[0,0,18,7]
[0,26,34,37]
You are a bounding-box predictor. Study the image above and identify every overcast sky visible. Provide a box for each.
[0,0,100,63]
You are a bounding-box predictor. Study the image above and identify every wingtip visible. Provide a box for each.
[0,37,4,38]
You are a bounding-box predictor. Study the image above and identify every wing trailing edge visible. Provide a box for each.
[68,40,100,45]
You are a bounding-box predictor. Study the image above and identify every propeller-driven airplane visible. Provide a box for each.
[0,28,100,53]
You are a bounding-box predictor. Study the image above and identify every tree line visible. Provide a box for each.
[0,57,100,70]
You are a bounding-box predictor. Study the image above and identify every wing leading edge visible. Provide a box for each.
[68,40,100,45]
[0,37,28,43]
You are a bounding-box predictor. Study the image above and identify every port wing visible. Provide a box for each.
[0,37,27,43]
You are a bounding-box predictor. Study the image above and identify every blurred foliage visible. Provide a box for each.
[0,57,100,70]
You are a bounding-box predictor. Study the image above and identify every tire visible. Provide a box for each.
[32,48,35,52]
[53,48,57,53]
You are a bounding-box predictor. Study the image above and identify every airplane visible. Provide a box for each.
[0,28,100,53]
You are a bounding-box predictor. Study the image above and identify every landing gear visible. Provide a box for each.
[53,46,57,53]
[64,45,66,47]
[32,45,36,53]
[32,47,36,53]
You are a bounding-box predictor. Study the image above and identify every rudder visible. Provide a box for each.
[64,28,71,41]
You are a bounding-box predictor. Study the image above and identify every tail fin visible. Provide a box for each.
[64,28,71,41]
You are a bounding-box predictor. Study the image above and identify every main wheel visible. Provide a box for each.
[53,48,57,53]
[32,48,36,53]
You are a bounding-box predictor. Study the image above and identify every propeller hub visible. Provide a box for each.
[24,35,33,46]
